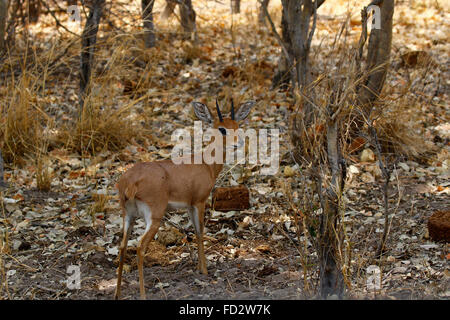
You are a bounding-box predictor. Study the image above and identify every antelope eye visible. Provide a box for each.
[218,127,227,136]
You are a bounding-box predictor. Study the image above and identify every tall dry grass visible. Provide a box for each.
[0,74,46,165]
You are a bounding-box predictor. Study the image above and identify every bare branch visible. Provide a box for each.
[41,1,81,38]
[262,3,291,64]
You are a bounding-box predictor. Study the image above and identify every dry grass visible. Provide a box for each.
[376,107,435,159]
[35,156,52,192]
[57,104,141,156]
[0,194,10,298]
[0,75,45,165]
[89,193,108,215]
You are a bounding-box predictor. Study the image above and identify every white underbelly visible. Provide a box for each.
[167,201,190,211]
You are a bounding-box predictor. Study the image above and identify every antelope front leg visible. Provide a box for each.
[189,204,207,275]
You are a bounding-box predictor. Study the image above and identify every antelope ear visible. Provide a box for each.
[192,102,213,123]
[234,100,255,121]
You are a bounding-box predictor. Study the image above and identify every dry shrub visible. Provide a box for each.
[374,96,436,159]
[222,59,274,87]
[181,43,204,63]
[90,193,108,215]
[56,34,150,155]
[0,75,45,165]
[57,103,140,156]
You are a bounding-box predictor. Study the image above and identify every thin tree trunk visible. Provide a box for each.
[258,0,270,24]
[357,0,394,115]
[141,0,155,48]
[79,0,104,112]
[161,0,176,19]
[272,0,325,89]
[27,0,40,23]
[319,118,345,298]
[0,0,8,51]
[271,7,292,89]
[356,0,395,259]
[231,0,240,14]
[0,149,7,188]
[179,0,196,36]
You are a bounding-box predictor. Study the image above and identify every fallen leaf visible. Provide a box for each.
[283,166,296,177]
[98,279,117,291]
[255,244,271,254]
[360,149,375,162]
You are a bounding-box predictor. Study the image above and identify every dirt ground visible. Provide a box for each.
[1,174,448,300]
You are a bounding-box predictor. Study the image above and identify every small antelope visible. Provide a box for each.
[114,99,255,299]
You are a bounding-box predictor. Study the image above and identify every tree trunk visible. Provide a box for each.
[357,0,394,115]
[27,0,40,23]
[179,0,196,36]
[0,0,7,51]
[231,0,240,14]
[272,0,325,89]
[141,0,155,48]
[357,0,395,257]
[79,0,104,111]
[319,118,345,299]
[0,149,7,189]
[271,7,292,89]
[258,0,270,24]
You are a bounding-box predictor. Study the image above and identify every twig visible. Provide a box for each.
[261,4,290,65]
[0,151,7,189]
[41,1,81,38]
[368,124,392,258]
[306,0,318,54]
[5,254,38,272]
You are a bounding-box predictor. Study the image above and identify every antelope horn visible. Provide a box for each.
[216,98,223,122]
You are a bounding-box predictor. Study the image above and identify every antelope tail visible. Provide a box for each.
[124,184,138,201]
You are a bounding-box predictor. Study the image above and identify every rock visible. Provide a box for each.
[427,210,450,242]
[212,186,250,211]
[400,50,433,68]
[157,226,184,246]
[398,162,410,172]
[348,165,360,174]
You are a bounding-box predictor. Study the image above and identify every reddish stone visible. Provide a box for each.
[428,210,450,243]
[212,186,250,211]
